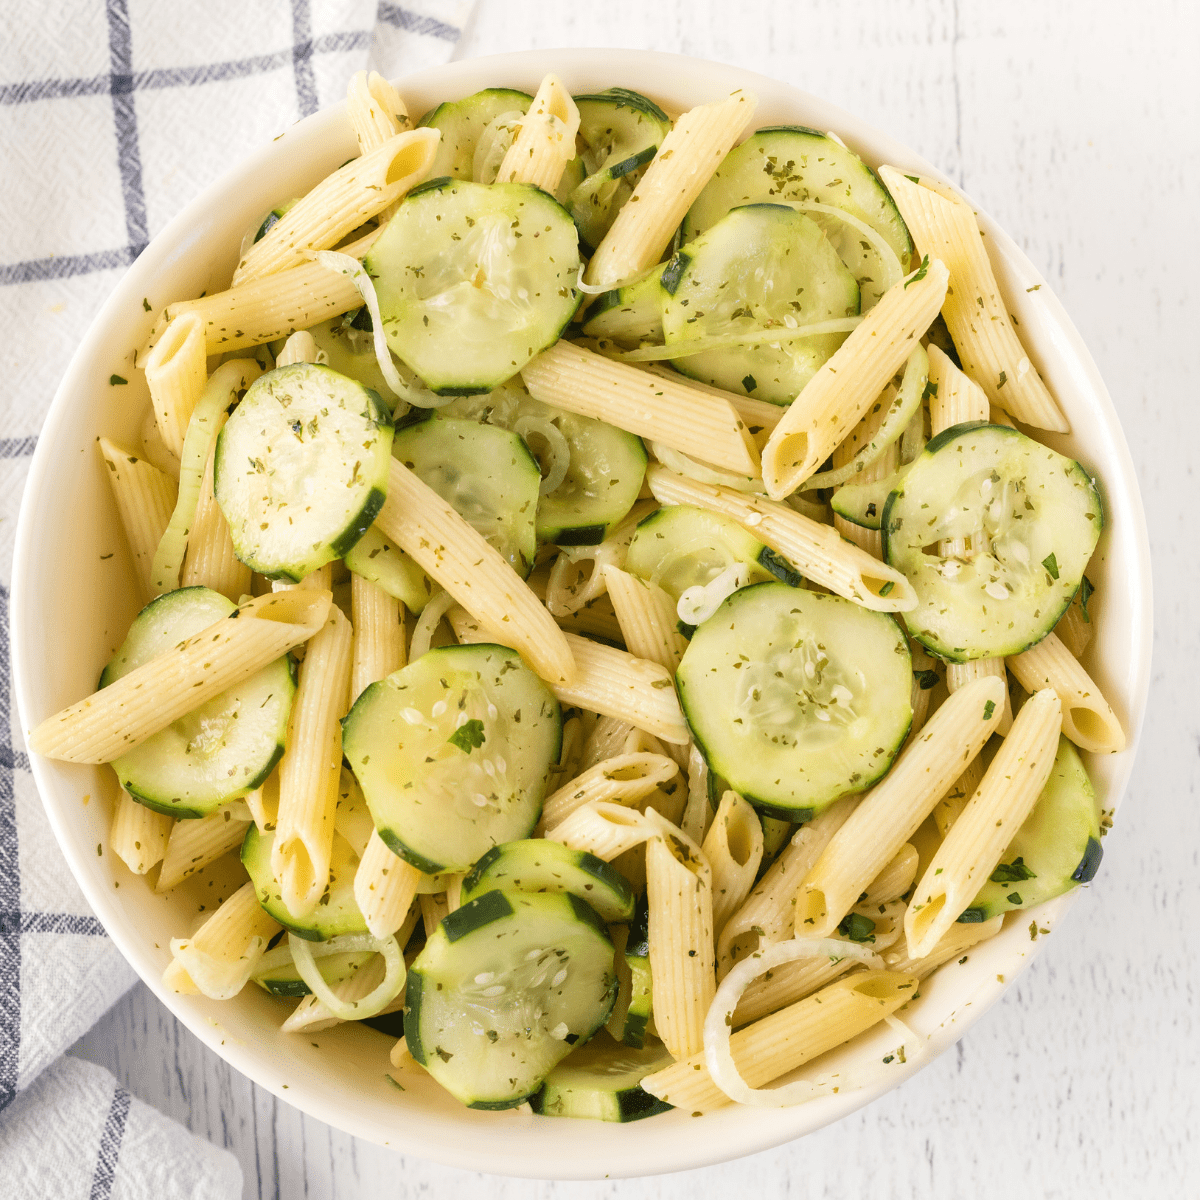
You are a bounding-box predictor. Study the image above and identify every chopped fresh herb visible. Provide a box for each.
[922,380,939,402]
[1006,891,1023,905]
[1041,552,1059,580]
[904,174,920,184]
[836,912,877,944]
[915,669,940,690]
[878,581,894,597]
[1079,575,1094,623]
[447,719,486,753]
[1026,284,1041,292]
[983,699,996,721]
[904,255,929,288]
[741,374,757,392]
[109,374,127,386]
[997,370,1008,390]
[990,857,1036,884]
[142,297,152,312]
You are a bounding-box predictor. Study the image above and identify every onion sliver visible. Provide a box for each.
[288,932,404,1022]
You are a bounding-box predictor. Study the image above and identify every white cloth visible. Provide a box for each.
[0,2,470,1195]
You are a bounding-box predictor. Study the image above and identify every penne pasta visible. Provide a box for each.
[641,970,916,1113]
[233,128,439,284]
[497,74,580,194]
[796,674,1006,940]
[28,589,331,764]
[884,913,1003,979]
[375,460,575,685]
[703,791,765,937]
[350,571,406,704]
[274,330,318,367]
[1007,631,1125,753]
[354,831,423,940]
[760,258,949,497]
[905,688,1062,958]
[522,341,760,477]
[143,312,207,461]
[585,90,758,290]
[645,463,916,612]
[98,438,177,601]
[347,69,409,154]
[877,168,1068,432]
[109,791,173,876]
[602,565,687,672]
[932,755,985,838]
[539,751,679,831]
[156,803,251,892]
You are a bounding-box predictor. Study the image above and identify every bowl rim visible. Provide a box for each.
[11,46,1153,1180]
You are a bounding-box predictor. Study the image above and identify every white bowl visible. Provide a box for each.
[11,48,1152,1180]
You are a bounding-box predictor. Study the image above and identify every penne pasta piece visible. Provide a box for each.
[522,342,760,477]
[645,463,916,612]
[375,460,575,685]
[539,751,680,831]
[1007,631,1125,753]
[585,90,758,290]
[760,259,949,497]
[420,892,450,939]
[861,842,920,908]
[646,818,715,1060]
[579,714,634,772]
[28,589,332,764]
[180,412,252,601]
[731,953,857,1030]
[233,128,439,284]
[354,830,423,939]
[142,230,381,359]
[143,312,208,461]
[703,791,765,937]
[946,658,1012,734]
[602,565,687,672]
[877,168,1068,432]
[884,913,1003,979]
[497,73,580,194]
[831,392,899,560]
[272,605,354,918]
[641,970,916,1113]
[645,365,782,446]
[274,330,318,367]
[717,797,858,974]
[98,438,177,601]
[932,754,985,838]
[906,645,939,745]
[795,675,1006,940]
[155,804,252,892]
[163,881,281,998]
[554,594,626,645]
[350,571,406,704]
[347,69,409,154]
[109,791,173,875]
[244,771,279,834]
[905,688,1062,958]
[545,800,659,862]
[1053,589,1094,660]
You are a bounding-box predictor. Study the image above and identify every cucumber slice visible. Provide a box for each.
[579,264,665,346]
[214,363,393,580]
[393,414,540,576]
[662,204,860,404]
[242,770,373,940]
[251,946,375,997]
[625,504,775,601]
[569,89,671,252]
[882,423,1103,661]
[676,582,912,819]
[606,894,653,1047]
[405,889,617,1108]
[418,88,534,180]
[958,736,1103,923]
[102,588,295,817]
[341,525,433,613]
[683,126,913,264]
[342,644,561,873]
[443,389,647,546]
[460,839,635,923]
[531,1030,672,1122]
[365,179,581,395]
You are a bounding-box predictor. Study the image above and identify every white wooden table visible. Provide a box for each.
[71,1,1200,1194]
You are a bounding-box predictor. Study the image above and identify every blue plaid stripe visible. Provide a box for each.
[88,1084,132,1200]
[0,584,24,1111]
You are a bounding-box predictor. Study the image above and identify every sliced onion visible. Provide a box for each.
[576,261,659,296]
[311,249,451,410]
[803,345,928,490]
[609,316,863,362]
[703,938,885,1107]
[515,415,571,496]
[650,441,765,495]
[677,562,752,626]
[409,588,457,661]
[170,934,268,1000]
[288,932,404,1022]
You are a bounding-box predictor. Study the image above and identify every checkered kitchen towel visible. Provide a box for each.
[1,2,470,1195]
